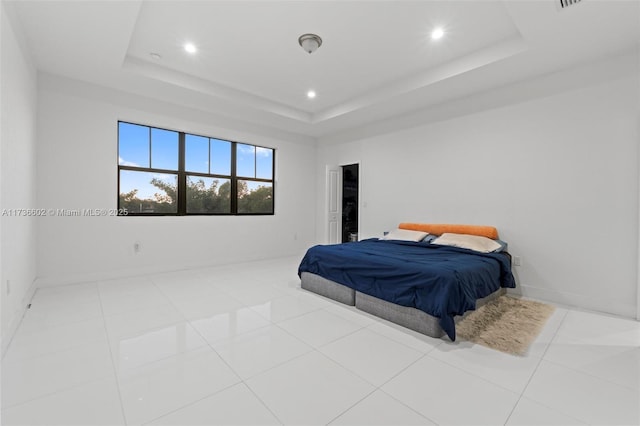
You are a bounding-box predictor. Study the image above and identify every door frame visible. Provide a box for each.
[325,161,361,244]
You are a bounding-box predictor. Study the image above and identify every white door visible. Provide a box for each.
[326,166,341,244]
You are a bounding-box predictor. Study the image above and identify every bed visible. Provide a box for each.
[298,223,515,341]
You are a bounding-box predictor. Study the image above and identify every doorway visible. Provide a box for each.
[341,164,359,243]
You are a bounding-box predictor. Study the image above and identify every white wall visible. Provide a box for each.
[1,2,38,354]
[637,42,640,321]
[35,75,317,285]
[316,51,639,318]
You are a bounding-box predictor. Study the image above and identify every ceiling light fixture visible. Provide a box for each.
[184,43,197,54]
[431,28,444,40]
[307,90,316,99]
[298,33,322,54]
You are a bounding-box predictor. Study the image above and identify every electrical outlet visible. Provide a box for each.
[513,256,522,267]
[133,242,141,253]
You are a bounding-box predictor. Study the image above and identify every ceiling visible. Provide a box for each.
[6,0,640,141]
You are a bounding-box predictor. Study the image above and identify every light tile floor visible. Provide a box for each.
[2,256,639,425]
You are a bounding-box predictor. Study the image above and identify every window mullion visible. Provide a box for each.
[231,142,237,214]
[178,132,186,215]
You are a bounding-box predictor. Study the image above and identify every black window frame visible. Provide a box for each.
[117,121,275,216]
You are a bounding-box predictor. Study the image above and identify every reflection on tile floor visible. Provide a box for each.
[2,256,639,425]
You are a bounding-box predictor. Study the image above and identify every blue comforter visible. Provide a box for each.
[298,239,516,340]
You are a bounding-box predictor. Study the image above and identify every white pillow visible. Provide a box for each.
[380,228,428,242]
[432,233,501,253]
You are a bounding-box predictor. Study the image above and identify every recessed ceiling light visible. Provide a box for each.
[184,43,197,54]
[431,28,444,40]
[149,53,162,60]
[307,90,316,99]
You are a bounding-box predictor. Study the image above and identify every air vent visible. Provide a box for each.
[559,0,583,9]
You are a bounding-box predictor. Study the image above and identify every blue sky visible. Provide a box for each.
[118,122,273,200]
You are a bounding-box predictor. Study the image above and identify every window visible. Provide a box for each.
[118,122,274,215]
[236,144,274,214]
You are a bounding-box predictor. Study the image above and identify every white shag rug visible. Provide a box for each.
[456,296,555,356]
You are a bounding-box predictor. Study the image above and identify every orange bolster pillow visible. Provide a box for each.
[398,223,499,240]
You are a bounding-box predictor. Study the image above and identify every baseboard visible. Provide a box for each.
[508,284,637,320]
[1,278,37,357]
[35,263,197,288]
[34,252,304,288]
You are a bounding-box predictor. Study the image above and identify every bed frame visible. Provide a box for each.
[300,223,509,339]
[301,272,505,338]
